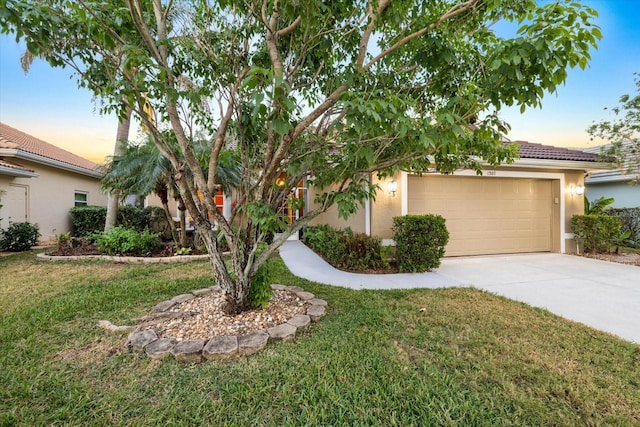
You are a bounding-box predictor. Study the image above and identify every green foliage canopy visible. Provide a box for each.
[0,0,601,309]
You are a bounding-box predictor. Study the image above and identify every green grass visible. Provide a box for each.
[1,251,639,426]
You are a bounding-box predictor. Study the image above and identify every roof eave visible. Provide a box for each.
[510,158,611,171]
[0,165,39,177]
[0,148,103,178]
[586,173,639,184]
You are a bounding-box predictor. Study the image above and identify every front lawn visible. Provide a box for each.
[1,252,639,425]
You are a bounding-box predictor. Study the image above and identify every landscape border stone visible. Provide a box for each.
[123,284,328,362]
[37,252,211,263]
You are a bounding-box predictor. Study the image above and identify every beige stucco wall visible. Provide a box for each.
[0,160,107,241]
[371,173,402,239]
[306,184,367,233]
[564,170,586,254]
[145,193,178,218]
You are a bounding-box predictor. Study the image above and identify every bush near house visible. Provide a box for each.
[117,205,166,233]
[607,208,640,247]
[571,214,623,253]
[70,205,167,237]
[70,206,107,237]
[302,225,388,271]
[393,215,449,272]
[0,221,41,252]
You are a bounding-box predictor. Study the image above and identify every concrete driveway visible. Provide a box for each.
[280,241,640,344]
[437,253,640,345]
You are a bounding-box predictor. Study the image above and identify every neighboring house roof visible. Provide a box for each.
[0,122,102,178]
[583,141,639,184]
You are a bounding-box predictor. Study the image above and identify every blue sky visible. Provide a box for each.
[0,0,638,164]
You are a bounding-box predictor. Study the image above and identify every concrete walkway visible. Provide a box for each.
[280,241,640,344]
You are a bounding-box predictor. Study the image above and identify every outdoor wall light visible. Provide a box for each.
[387,179,398,197]
[570,184,585,196]
[275,176,286,187]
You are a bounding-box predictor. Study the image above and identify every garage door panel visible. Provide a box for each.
[408,175,553,256]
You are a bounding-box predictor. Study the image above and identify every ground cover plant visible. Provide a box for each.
[1,252,639,425]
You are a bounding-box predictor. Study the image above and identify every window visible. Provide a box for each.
[74,191,88,207]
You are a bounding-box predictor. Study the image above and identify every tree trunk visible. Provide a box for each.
[177,196,188,248]
[155,184,179,246]
[104,107,132,232]
[198,227,251,313]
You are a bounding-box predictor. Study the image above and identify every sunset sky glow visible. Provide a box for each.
[0,0,638,164]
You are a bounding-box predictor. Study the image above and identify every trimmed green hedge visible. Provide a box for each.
[392,214,449,272]
[69,205,167,237]
[69,206,106,237]
[302,224,387,271]
[571,214,622,253]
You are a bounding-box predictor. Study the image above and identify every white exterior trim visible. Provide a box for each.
[511,158,609,171]
[400,171,408,216]
[0,165,38,177]
[400,169,567,253]
[365,180,371,236]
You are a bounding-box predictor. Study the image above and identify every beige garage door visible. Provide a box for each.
[408,175,553,256]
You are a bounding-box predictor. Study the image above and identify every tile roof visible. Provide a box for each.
[583,141,638,182]
[0,122,100,173]
[511,140,601,162]
[0,158,35,173]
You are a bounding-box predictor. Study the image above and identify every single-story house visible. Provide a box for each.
[583,142,639,208]
[308,141,609,256]
[0,122,108,241]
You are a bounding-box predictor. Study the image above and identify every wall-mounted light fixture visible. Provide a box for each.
[570,184,585,197]
[387,179,398,197]
[275,175,286,188]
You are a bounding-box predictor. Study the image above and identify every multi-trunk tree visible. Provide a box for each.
[1,0,601,312]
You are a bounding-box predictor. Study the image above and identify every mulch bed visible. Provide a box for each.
[47,238,205,258]
[579,252,640,267]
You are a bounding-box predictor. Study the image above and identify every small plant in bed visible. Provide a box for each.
[93,227,161,256]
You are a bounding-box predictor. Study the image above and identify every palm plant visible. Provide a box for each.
[101,132,240,248]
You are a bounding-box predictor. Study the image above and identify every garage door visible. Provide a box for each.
[408,175,553,256]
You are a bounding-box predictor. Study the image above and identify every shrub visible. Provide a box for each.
[69,206,107,237]
[392,215,449,272]
[302,224,345,264]
[117,206,166,233]
[571,214,622,253]
[93,226,161,255]
[247,256,274,309]
[302,224,387,271]
[607,208,640,247]
[55,232,72,253]
[343,232,387,271]
[0,222,41,252]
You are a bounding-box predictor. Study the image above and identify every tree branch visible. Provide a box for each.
[364,0,480,71]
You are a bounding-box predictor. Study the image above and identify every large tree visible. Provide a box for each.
[588,73,640,182]
[1,0,600,311]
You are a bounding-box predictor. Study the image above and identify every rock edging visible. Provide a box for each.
[125,284,327,362]
[37,252,211,264]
